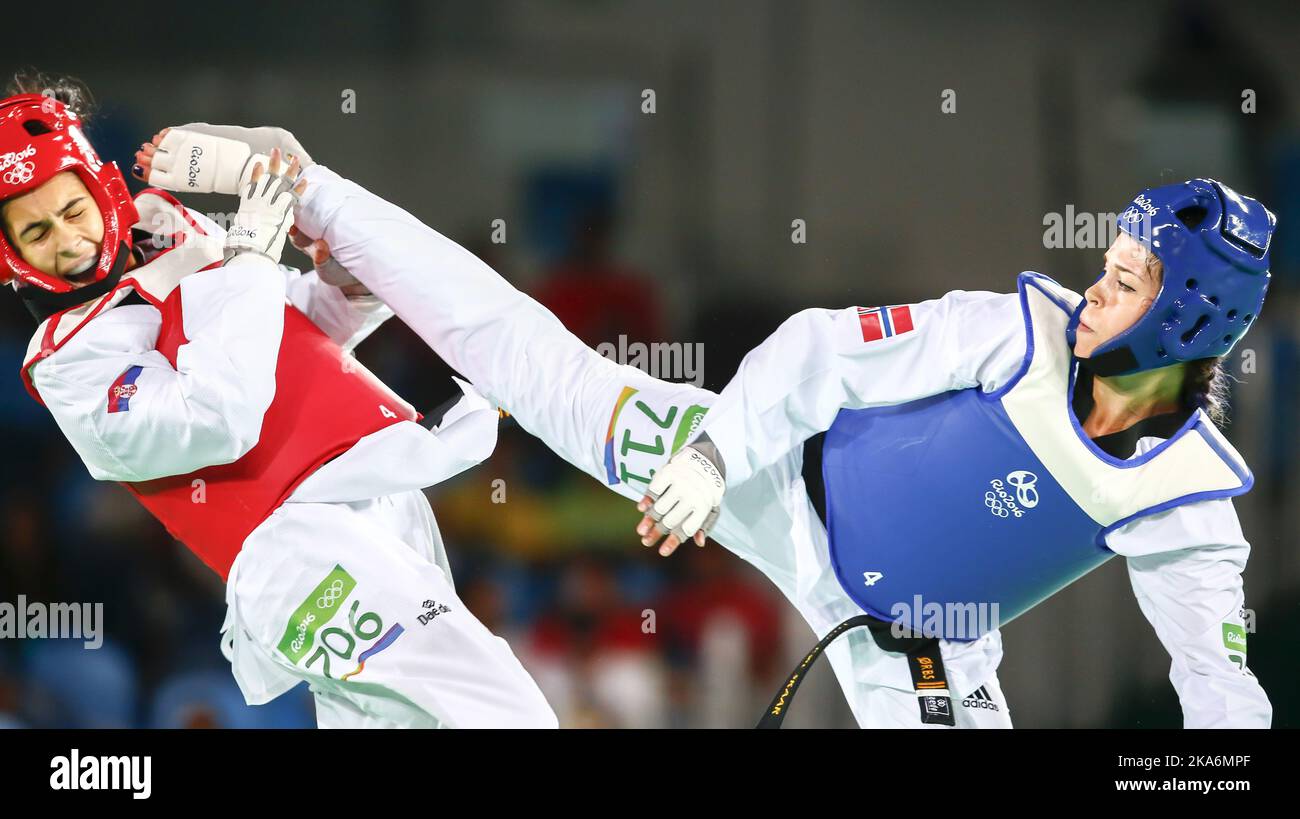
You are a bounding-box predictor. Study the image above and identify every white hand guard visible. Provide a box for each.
[225,171,299,264]
[644,446,726,543]
[146,124,313,195]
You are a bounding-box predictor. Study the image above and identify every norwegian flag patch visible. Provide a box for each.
[107,365,143,413]
[857,305,915,343]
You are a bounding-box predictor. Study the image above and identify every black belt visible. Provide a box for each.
[419,390,517,431]
[756,615,956,728]
[776,436,956,728]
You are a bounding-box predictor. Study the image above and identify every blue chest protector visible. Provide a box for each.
[821,273,1253,641]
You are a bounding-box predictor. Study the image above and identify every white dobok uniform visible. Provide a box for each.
[291,166,1271,729]
[24,190,556,729]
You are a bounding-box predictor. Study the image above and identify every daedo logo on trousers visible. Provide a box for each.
[984,469,1039,518]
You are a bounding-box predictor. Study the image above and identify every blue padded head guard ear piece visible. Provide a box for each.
[1075,178,1275,377]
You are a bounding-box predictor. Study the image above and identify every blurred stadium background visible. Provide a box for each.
[1,0,1297,728]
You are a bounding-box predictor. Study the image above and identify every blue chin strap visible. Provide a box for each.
[1083,178,1275,377]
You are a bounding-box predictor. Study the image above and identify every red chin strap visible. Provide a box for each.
[0,93,139,293]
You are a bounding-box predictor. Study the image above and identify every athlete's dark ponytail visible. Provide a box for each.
[6,70,96,124]
[1182,356,1233,428]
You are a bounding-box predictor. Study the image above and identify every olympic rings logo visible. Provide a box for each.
[0,145,36,174]
[984,491,1010,517]
[985,476,1028,519]
[3,161,34,186]
[317,579,346,608]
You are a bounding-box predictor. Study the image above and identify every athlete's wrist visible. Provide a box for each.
[221,247,277,266]
[688,432,726,481]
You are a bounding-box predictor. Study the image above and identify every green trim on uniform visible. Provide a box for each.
[278,564,357,664]
[1222,622,1247,656]
[672,405,709,454]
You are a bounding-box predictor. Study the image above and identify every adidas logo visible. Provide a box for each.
[961,685,1000,711]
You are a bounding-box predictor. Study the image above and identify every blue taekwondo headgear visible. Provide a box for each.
[1073,178,1276,377]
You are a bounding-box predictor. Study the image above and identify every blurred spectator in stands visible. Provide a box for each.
[531,185,664,349]
[24,639,137,728]
[523,556,667,727]
[655,547,784,725]
[151,672,314,729]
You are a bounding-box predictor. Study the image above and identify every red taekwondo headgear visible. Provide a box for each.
[0,93,139,311]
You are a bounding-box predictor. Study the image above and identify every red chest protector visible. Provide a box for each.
[122,285,418,580]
